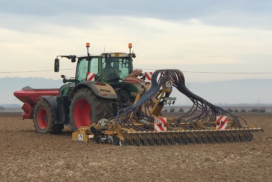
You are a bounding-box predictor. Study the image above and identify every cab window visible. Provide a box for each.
[76,58,99,82]
[102,57,132,81]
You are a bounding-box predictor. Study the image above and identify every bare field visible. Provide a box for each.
[0,115,272,182]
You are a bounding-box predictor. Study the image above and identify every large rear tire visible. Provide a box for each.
[33,100,63,134]
[69,88,114,132]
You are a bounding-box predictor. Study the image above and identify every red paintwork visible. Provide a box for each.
[21,102,32,119]
[73,99,92,128]
[14,89,59,119]
[37,107,48,129]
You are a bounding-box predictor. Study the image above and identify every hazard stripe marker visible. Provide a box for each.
[145,72,153,81]
[86,72,95,81]
[216,116,228,130]
[154,117,167,132]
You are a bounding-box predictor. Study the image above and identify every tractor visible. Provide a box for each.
[14,43,148,134]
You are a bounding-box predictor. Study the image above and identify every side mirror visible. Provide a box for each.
[54,58,60,72]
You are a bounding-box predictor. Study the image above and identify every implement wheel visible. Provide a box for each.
[33,100,63,134]
[69,88,114,132]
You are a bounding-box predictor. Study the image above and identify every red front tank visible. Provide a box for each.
[14,87,59,119]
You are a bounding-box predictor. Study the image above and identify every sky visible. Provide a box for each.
[1,0,272,82]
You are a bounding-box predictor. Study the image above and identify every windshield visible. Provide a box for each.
[76,58,99,82]
[102,57,132,81]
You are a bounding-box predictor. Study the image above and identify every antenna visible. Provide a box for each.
[134,24,146,50]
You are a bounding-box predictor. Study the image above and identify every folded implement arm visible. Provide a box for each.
[84,69,264,145]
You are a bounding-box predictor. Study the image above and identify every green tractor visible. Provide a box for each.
[14,43,149,134]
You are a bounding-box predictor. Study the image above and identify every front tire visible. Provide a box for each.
[69,88,114,132]
[33,100,63,134]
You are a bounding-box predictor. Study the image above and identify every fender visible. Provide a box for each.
[41,96,60,124]
[69,82,117,100]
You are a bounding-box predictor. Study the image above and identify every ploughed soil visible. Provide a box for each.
[0,113,271,182]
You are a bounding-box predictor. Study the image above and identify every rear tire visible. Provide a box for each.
[33,100,63,134]
[69,88,114,132]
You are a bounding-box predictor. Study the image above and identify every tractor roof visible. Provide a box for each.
[77,52,131,59]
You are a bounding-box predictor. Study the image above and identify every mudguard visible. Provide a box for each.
[69,82,117,100]
[41,96,60,124]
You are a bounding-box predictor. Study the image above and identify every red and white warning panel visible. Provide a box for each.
[154,117,167,132]
[145,72,153,81]
[86,72,95,81]
[216,116,228,130]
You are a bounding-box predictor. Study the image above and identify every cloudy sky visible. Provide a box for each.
[1,0,272,82]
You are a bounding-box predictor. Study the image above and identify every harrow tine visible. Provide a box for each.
[225,131,234,143]
[186,132,195,144]
[200,131,209,144]
[206,131,215,144]
[166,132,174,145]
[232,131,239,142]
[173,133,180,145]
[222,131,229,143]
[181,132,189,144]
[218,131,227,143]
[130,133,141,146]
[248,130,254,141]
[193,132,202,144]
[238,130,245,142]
[242,130,250,142]
[160,133,168,145]
[140,133,149,146]
[153,133,161,146]
[136,133,142,146]
[147,133,155,146]
[214,132,221,143]
[192,132,200,144]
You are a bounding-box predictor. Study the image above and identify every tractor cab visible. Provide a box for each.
[54,43,136,85]
[55,43,140,110]
[75,53,134,84]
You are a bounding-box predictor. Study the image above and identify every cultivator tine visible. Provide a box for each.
[168,132,176,145]
[219,131,227,143]
[191,132,200,144]
[205,131,214,144]
[188,132,197,144]
[242,130,249,142]
[184,132,191,144]
[245,130,253,142]
[213,131,220,143]
[158,133,167,145]
[151,133,159,146]
[225,131,234,143]
[200,131,209,144]
[172,132,180,145]
[135,133,142,146]
[130,133,140,146]
[237,130,245,142]
[147,133,155,146]
[177,132,184,144]
[141,133,149,146]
